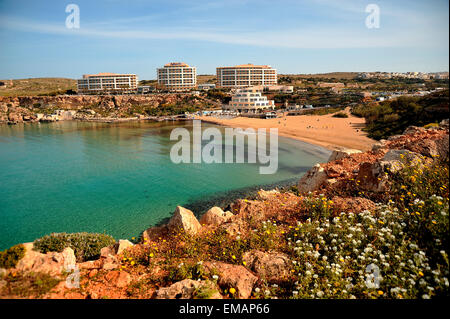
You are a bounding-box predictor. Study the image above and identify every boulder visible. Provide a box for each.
[141,225,168,242]
[116,239,134,255]
[256,189,280,200]
[168,206,201,235]
[14,243,76,276]
[242,250,292,283]
[331,196,377,214]
[101,255,119,270]
[220,218,248,237]
[328,149,362,162]
[298,164,328,193]
[405,135,449,160]
[156,279,222,299]
[199,207,233,226]
[403,126,427,135]
[356,162,388,193]
[100,239,134,257]
[203,261,257,299]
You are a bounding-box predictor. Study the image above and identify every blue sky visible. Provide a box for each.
[0,0,448,79]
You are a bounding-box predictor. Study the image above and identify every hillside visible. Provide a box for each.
[352,89,450,139]
[0,78,77,97]
[280,72,359,80]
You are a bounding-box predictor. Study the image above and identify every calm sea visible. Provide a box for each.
[0,121,330,250]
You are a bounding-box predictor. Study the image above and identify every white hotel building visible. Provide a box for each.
[77,73,138,94]
[216,64,277,88]
[224,87,275,113]
[157,62,197,91]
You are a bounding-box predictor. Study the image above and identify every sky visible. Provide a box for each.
[0,0,448,79]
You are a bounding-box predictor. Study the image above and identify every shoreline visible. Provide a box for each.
[197,109,375,151]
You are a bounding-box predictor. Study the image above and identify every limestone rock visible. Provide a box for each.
[298,164,328,193]
[15,243,76,276]
[168,206,201,235]
[200,207,233,226]
[331,196,377,213]
[141,225,168,242]
[116,240,134,255]
[156,279,222,299]
[256,189,280,200]
[242,250,292,283]
[203,261,257,299]
[328,149,362,162]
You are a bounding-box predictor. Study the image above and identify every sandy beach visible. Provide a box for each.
[198,108,375,151]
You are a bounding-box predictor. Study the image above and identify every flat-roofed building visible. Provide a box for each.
[77,73,138,94]
[216,64,277,88]
[157,62,197,91]
[198,83,216,90]
[223,87,275,113]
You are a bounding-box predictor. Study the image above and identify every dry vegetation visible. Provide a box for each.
[0,78,77,97]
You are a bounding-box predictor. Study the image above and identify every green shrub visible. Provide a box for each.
[168,262,205,282]
[0,244,26,269]
[332,112,349,118]
[33,232,115,262]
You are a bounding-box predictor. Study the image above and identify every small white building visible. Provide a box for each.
[198,83,216,90]
[223,87,275,113]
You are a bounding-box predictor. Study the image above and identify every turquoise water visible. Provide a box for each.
[0,121,330,250]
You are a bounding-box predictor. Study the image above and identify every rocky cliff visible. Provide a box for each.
[0,94,220,124]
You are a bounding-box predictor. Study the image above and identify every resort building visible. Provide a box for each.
[216,64,277,88]
[223,87,275,113]
[157,62,197,91]
[77,73,138,94]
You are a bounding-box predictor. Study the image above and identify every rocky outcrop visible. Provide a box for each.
[0,94,221,124]
[256,189,280,200]
[328,149,362,162]
[168,206,202,235]
[100,239,134,257]
[298,164,328,193]
[331,196,377,214]
[203,261,258,299]
[242,250,292,283]
[199,207,233,226]
[156,279,222,299]
[141,206,202,242]
[13,243,76,276]
[298,123,449,195]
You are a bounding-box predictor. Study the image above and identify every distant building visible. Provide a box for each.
[223,87,274,113]
[198,83,216,90]
[157,62,197,91]
[137,86,155,94]
[216,64,277,88]
[253,85,293,93]
[77,73,138,94]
